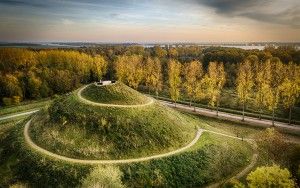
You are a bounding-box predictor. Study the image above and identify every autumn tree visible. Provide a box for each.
[144,57,163,96]
[253,59,267,120]
[153,45,167,58]
[279,63,300,124]
[168,59,182,107]
[263,58,284,126]
[247,165,295,188]
[236,59,254,121]
[115,55,144,89]
[183,60,204,110]
[205,62,226,116]
[90,55,107,81]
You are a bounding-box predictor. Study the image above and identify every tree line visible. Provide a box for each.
[1,46,299,124]
[114,54,300,125]
[0,48,107,105]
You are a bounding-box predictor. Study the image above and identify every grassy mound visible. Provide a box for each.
[80,82,151,105]
[28,85,196,160]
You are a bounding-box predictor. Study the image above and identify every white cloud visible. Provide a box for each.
[62,18,74,25]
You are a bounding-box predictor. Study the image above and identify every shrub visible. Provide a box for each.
[2,97,13,106]
[12,96,21,105]
[81,165,125,188]
[247,165,295,188]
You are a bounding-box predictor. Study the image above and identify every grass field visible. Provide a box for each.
[81,82,151,105]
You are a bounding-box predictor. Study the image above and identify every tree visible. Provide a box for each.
[168,48,178,58]
[91,55,107,81]
[27,71,42,99]
[247,165,295,188]
[115,55,144,89]
[205,62,226,116]
[81,165,125,188]
[0,74,23,100]
[153,45,167,58]
[236,59,254,121]
[168,60,182,107]
[144,57,163,97]
[183,60,204,110]
[263,58,284,126]
[279,63,300,124]
[253,59,267,120]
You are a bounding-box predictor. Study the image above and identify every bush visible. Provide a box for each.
[247,165,295,188]
[2,97,12,106]
[12,96,21,105]
[81,165,125,188]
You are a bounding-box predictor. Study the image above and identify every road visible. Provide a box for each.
[160,100,300,134]
[24,119,203,164]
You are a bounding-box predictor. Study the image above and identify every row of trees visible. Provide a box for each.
[236,56,300,124]
[114,54,300,124]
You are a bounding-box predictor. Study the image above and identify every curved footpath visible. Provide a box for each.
[77,84,154,108]
[24,119,203,165]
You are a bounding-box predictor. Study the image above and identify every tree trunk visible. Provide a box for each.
[189,99,192,107]
[272,108,275,126]
[259,106,262,120]
[156,91,158,99]
[216,103,219,116]
[242,102,245,121]
[289,106,292,125]
[174,101,177,108]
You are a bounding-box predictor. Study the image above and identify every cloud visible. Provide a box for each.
[0,0,51,8]
[62,19,74,25]
[194,0,300,28]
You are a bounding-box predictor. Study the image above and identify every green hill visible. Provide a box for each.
[28,83,197,160]
[80,82,151,105]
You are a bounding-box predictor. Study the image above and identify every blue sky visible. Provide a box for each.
[0,0,299,42]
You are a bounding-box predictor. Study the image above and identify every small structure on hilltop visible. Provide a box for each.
[96,80,116,86]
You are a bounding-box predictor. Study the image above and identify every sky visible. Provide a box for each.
[0,0,299,42]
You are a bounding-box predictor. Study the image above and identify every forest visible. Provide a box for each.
[0,45,299,123]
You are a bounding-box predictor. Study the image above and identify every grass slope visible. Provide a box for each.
[81,82,151,105]
[29,87,196,160]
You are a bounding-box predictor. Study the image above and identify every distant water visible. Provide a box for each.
[220,45,266,50]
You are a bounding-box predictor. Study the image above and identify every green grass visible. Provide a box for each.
[29,88,196,160]
[81,82,151,105]
[120,131,253,187]
[0,98,51,116]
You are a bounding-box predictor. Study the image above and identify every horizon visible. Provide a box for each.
[0,0,299,42]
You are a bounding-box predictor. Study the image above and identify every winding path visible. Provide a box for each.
[24,119,203,164]
[77,84,154,108]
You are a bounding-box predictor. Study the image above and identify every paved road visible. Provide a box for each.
[160,100,300,134]
[0,110,39,121]
[24,118,203,164]
[77,84,154,108]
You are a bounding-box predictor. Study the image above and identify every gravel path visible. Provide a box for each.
[0,110,39,121]
[77,84,154,108]
[24,118,203,164]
